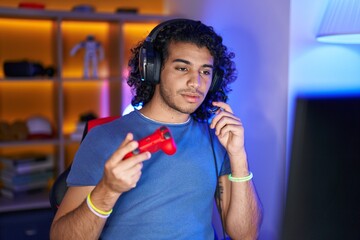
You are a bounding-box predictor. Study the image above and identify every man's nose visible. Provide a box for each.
[187,71,201,88]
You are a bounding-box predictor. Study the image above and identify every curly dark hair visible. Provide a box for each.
[127,19,237,122]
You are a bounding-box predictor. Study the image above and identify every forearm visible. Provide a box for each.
[224,154,262,239]
[50,182,121,240]
[50,200,106,240]
[225,180,262,239]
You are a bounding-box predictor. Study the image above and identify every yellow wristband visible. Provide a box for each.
[228,172,253,182]
[87,193,113,216]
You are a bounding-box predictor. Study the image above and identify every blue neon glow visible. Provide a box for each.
[122,103,143,116]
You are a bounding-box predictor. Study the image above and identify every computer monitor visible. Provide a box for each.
[281,95,360,240]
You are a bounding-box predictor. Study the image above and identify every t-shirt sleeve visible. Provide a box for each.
[219,152,231,176]
[66,125,118,186]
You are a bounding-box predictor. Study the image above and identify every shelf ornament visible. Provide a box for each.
[70,35,104,79]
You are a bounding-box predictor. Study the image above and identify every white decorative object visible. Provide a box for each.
[70,35,105,78]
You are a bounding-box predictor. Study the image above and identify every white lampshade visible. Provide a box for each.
[317,0,360,44]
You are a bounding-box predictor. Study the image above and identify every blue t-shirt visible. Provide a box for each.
[67,110,231,239]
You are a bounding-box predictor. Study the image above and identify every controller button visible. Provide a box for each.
[132,148,140,155]
[163,132,171,139]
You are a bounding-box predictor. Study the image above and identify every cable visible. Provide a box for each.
[207,124,226,240]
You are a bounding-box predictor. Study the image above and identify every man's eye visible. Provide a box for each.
[201,70,212,76]
[176,67,188,72]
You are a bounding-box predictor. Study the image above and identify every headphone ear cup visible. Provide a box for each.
[209,73,217,93]
[139,41,162,84]
[209,71,222,93]
[139,46,147,82]
[151,50,161,84]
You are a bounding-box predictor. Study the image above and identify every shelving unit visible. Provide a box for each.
[0,6,175,212]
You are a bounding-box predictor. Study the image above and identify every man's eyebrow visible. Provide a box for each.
[173,59,191,65]
[172,59,214,69]
[203,64,214,69]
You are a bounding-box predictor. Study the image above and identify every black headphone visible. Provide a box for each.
[138,18,224,94]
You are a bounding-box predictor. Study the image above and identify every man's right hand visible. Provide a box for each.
[100,132,151,194]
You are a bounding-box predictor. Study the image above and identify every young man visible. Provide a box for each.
[50,19,262,239]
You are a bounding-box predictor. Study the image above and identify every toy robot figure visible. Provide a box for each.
[70,35,104,79]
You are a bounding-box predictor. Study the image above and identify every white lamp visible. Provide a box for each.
[317,0,360,44]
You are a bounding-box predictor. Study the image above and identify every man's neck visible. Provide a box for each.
[139,103,190,124]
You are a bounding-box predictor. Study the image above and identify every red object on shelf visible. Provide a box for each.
[18,2,45,9]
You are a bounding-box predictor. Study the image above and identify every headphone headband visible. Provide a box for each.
[145,19,198,43]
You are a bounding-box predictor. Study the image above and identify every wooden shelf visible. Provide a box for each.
[0,7,176,212]
[0,77,56,82]
[0,7,174,22]
[0,190,50,213]
[0,139,59,147]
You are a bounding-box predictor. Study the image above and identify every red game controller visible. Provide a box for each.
[124,126,177,159]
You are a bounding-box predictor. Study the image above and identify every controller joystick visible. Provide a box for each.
[124,126,177,159]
